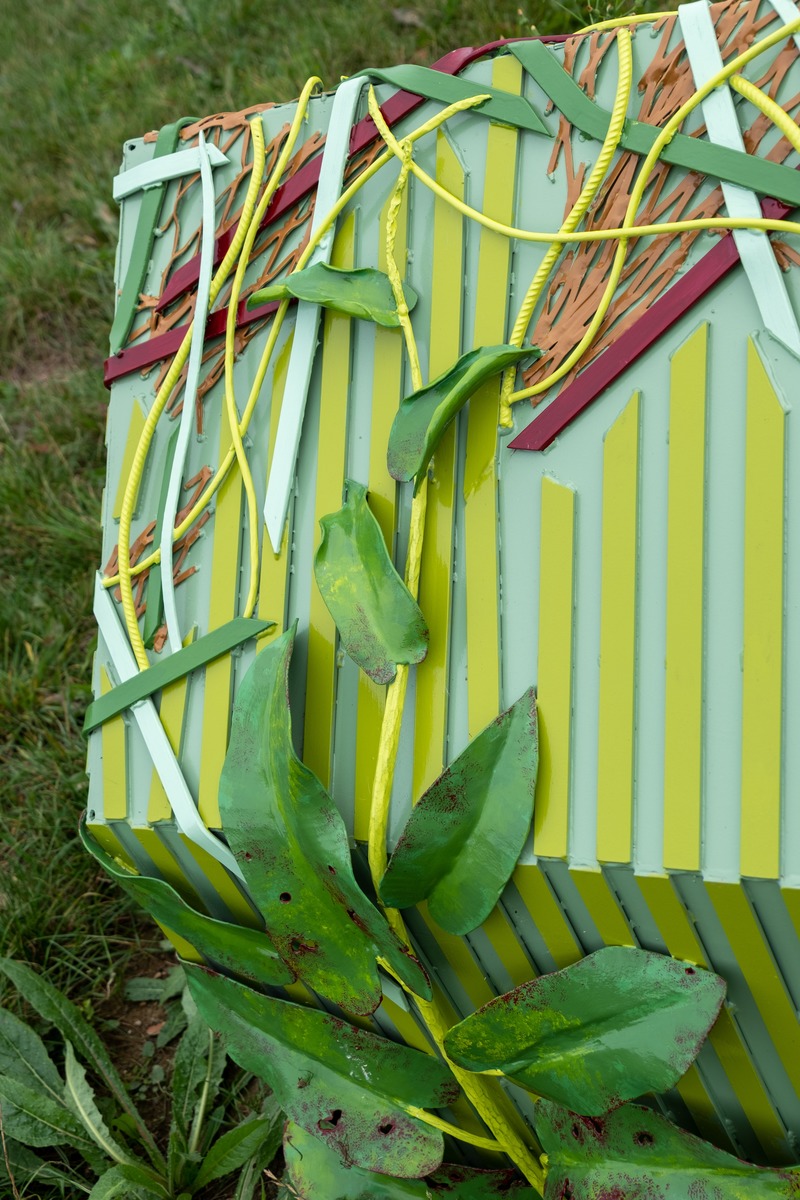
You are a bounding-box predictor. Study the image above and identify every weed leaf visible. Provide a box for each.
[184,964,459,1178]
[64,1041,143,1168]
[80,820,294,988]
[87,1163,170,1199]
[0,1072,96,1151]
[169,1014,214,1149]
[0,1007,64,1104]
[247,262,417,327]
[0,959,164,1171]
[387,345,534,492]
[218,625,430,1015]
[284,1121,536,1197]
[314,481,429,684]
[444,947,726,1114]
[380,686,537,933]
[537,1100,800,1198]
[192,1111,283,1189]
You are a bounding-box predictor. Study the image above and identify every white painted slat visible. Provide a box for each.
[113,142,228,201]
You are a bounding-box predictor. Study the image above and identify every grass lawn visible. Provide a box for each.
[0,0,657,1194]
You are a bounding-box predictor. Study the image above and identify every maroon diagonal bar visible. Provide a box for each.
[102,299,279,387]
[104,34,567,387]
[509,196,791,451]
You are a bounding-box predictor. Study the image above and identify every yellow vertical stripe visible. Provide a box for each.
[707,881,800,1096]
[417,905,494,1009]
[741,340,785,879]
[569,868,633,948]
[130,826,209,914]
[464,54,522,739]
[147,629,195,823]
[353,191,407,841]
[112,401,146,520]
[381,997,435,1056]
[412,133,463,800]
[637,873,786,1161]
[302,212,356,786]
[257,332,294,645]
[512,863,581,969]
[100,667,127,820]
[177,833,262,929]
[533,477,575,858]
[198,409,244,827]
[597,392,639,863]
[480,907,534,988]
[663,323,707,871]
[86,822,137,870]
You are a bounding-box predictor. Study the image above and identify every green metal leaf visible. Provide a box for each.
[387,345,535,492]
[537,1100,800,1199]
[0,959,164,1171]
[314,481,429,684]
[0,1007,64,1104]
[218,624,431,1014]
[247,262,418,327]
[284,1122,535,1198]
[183,964,459,1179]
[79,819,294,989]
[380,687,537,934]
[444,947,726,1115]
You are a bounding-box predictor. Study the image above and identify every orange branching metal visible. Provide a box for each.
[521,0,800,398]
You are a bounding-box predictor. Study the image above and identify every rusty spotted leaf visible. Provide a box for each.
[184,967,458,1179]
[444,947,725,1115]
[386,345,534,493]
[79,817,294,988]
[537,1100,800,1199]
[314,481,429,684]
[247,262,417,327]
[218,624,431,1015]
[283,1121,536,1197]
[379,687,537,934]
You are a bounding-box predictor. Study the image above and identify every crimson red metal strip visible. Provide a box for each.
[103,299,278,387]
[508,197,790,451]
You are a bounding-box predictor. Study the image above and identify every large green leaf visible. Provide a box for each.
[444,947,726,1115]
[537,1100,800,1199]
[0,958,164,1170]
[183,964,458,1178]
[284,1122,535,1198]
[380,687,537,934]
[387,345,534,492]
[0,1006,63,1103]
[314,481,429,684]
[0,1073,97,1153]
[247,262,417,326]
[80,819,293,989]
[218,624,431,1015]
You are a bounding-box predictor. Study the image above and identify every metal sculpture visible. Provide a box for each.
[86,1,800,1192]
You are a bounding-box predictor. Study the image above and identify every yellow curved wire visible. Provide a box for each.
[509,12,800,404]
[577,10,675,33]
[103,91,490,592]
[404,1105,504,1152]
[730,72,800,154]
[499,26,633,426]
[116,115,268,668]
